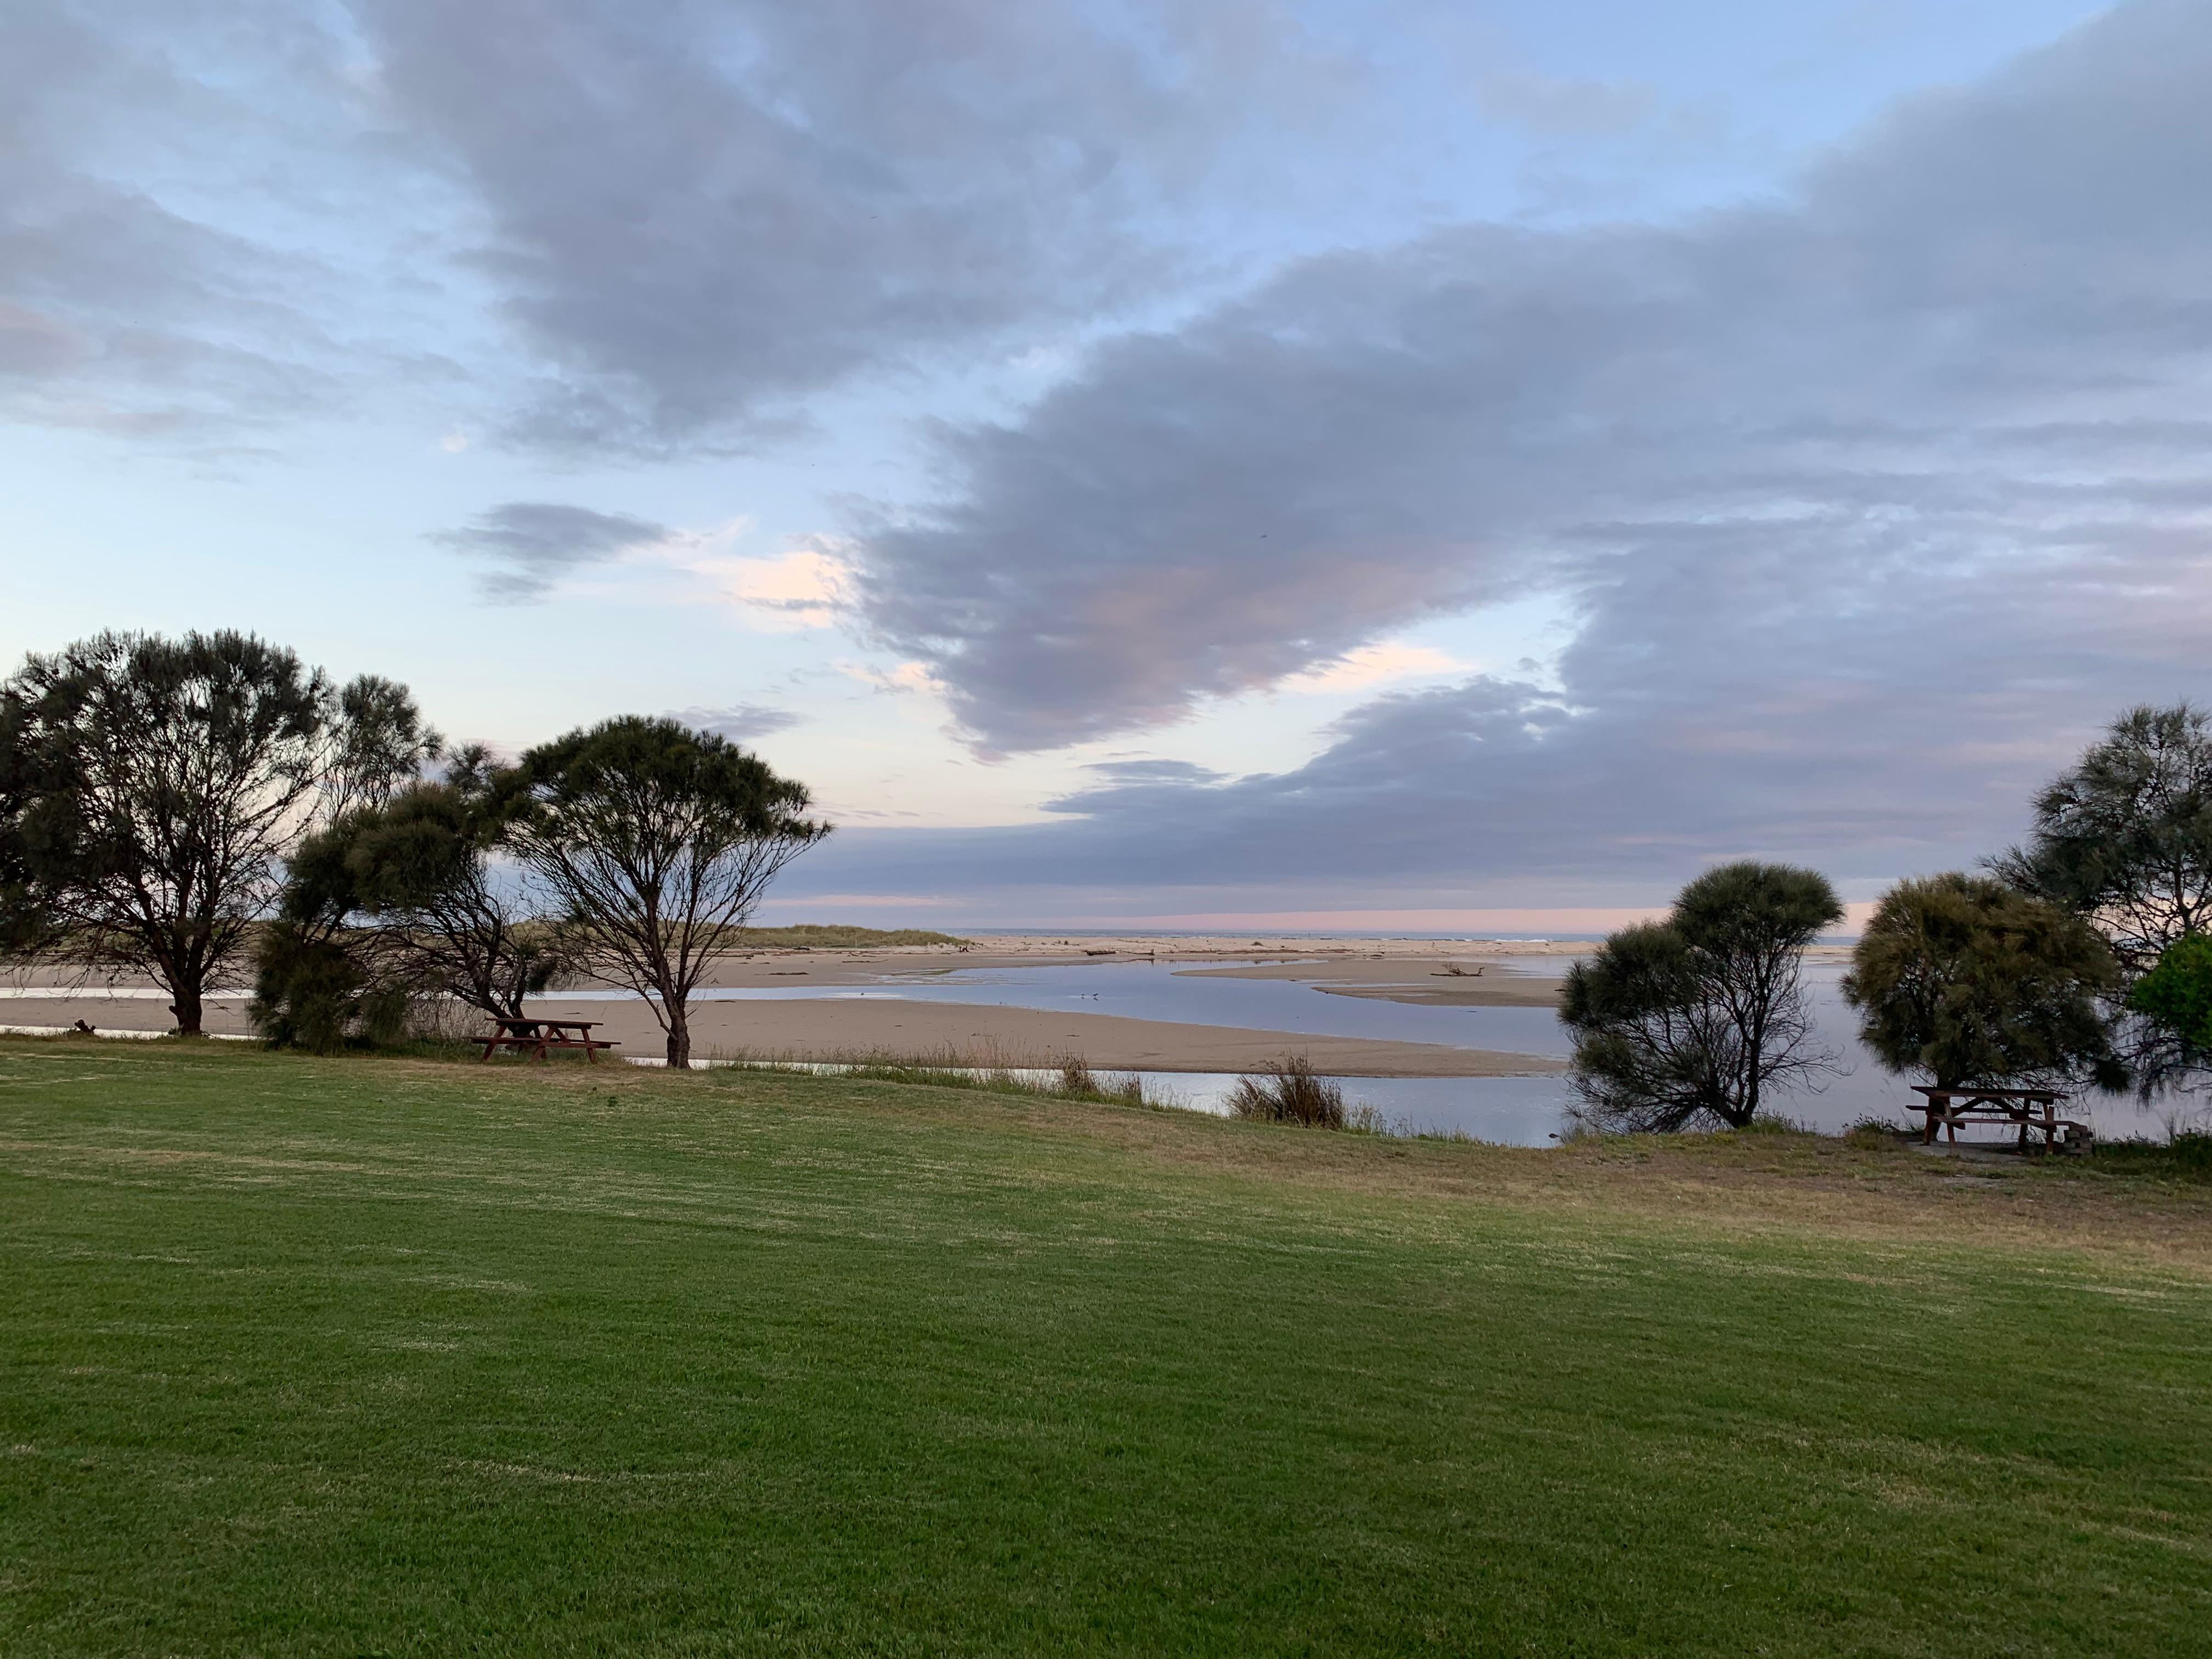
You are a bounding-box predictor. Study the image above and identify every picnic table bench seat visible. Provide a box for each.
[476,1016,618,1063]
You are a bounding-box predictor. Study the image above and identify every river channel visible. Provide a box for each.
[583,956,2172,1147]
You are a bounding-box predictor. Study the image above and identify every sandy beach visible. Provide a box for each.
[0,935,1592,1075]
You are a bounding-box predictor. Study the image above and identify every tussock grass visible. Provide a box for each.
[1734,1111,1808,1136]
[2073,1130,2212,1182]
[708,1040,1170,1109]
[1226,1053,1352,1127]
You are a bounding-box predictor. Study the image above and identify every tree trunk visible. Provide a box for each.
[665,1000,691,1069]
[169,982,204,1037]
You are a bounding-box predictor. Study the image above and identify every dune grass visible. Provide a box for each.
[2,1037,2209,1656]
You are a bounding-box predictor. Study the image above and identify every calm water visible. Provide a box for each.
[584,958,2172,1147]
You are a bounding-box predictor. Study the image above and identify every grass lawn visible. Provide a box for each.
[2,1039,2209,1656]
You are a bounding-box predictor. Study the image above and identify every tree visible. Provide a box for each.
[1,631,436,1035]
[325,674,445,821]
[2122,934,2212,1073]
[1842,873,2124,1091]
[343,766,565,1020]
[256,751,565,1047]
[1562,922,1739,1132]
[1994,704,2212,973]
[1672,861,1845,1117]
[0,691,53,958]
[500,717,828,1067]
[1563,861,1842,1132]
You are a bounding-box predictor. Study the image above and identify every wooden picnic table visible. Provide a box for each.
[476,1016,618,1064]
[1908,1085,2094,1154]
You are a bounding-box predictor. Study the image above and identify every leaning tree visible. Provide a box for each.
[1,631,436,1035]
[256,748,567,1049]
[1564,861,1842,1132]
[1842,873,2125,1092]
[500,717,828,1068]
[1562,921,1740,1132]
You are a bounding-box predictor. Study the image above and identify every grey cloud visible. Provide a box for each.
[0,5,340,434]
[431,502,667,601]
[8,1,1386,449]
[853,0,2212,755]
[1075,760,1227,786]
[0,2,496,443]
[668,704,806,742]
[346,0,1372,452]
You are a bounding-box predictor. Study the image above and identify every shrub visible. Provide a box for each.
[249,921,417,1053]
[1227,1056,1347,1127]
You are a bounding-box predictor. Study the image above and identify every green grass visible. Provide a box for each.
[2,1039,2209,1656]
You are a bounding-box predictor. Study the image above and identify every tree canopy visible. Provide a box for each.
[1994,703,2212,973]
[1842,873,2124,1091]
[2123,933,2212,1068]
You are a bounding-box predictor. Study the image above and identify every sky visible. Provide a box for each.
[5,0,2207,930]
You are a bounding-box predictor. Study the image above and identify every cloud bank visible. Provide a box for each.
[800,0,2212,902]
[5,0,1389,452]
[855,0,2212,758]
